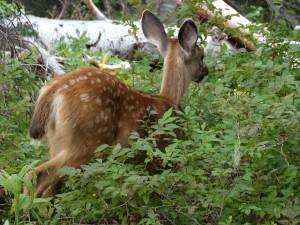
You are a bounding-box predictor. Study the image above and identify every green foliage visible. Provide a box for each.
[1,2,300,224]
[0,46,52,224]
[0,0,19,18]
[0,162,53,224]
[54,32,90,70]
[0,52,47,172]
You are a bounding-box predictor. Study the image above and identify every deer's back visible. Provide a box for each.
[37,66,173,155]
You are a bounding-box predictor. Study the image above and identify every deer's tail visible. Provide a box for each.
[29,88,56,139]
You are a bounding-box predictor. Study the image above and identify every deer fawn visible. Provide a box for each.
[26,10,208,197]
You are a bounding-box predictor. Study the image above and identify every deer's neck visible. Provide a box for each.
[159,44,190,108]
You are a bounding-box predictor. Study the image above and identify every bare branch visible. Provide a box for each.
[194,0,266,51]
[57,0,70,19]
[21,37,65,75]
[83,54,130,72]
[265,0,277,23]
[85,0,107,20]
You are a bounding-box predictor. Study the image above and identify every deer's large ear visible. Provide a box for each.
[178,19,198,53]
[141,10,169,56]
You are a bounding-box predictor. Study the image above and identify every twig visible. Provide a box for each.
[175,207,201,225]
[85,0,107,20]
[280,143,290,167]
[57,0,69,19]
[233,120,241,169]
[21,37,65,75]
[102,0,112,18]
[265,0,277,23]
[83,54,131,72]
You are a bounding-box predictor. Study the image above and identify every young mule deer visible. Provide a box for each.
[26,10,208,197]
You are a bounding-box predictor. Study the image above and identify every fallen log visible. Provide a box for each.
[2,0,265,74]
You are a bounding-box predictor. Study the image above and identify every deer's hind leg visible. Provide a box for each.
[27,148,95,198]
[26,126,96,197]
[26,153,64,198]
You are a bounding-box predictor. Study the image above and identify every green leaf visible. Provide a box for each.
[143,194,150,205]
[162,108,173,121]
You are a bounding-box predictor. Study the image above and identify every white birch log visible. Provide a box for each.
[2,0,266,75]
[11,14,149,59]
[4,4,238,60]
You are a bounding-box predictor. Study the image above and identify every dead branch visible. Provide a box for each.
[195,0,266,51]
[85,53,131,72]
[57,0,70,19]
[85,0,107,20]
[21,37,65,75]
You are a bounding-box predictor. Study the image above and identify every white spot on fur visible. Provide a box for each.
[96,79,101,83]
[88,72,92,76]
[80,93,89,102]
[111,79,115,86]
[70,79,76,85]
[91,80,95,84]
[79,76,87,80]
[104,114,108,122]
[96,97,102,105]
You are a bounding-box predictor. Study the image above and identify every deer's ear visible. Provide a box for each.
[178,19,198,53]
[141,10,169,56]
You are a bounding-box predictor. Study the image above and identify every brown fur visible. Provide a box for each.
[25,11,208,197]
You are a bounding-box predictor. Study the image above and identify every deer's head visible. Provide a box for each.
[142,10,208,105]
